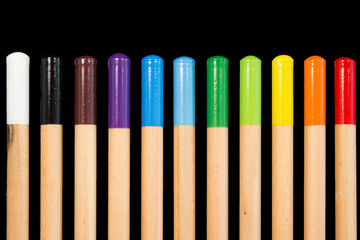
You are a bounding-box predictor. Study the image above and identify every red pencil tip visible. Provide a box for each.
[335,57,356,125]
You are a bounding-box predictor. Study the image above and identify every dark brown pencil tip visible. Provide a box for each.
[75,56,97,124]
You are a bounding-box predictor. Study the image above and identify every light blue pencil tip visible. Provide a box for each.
[174,56,195,126]
[174,56,195,64]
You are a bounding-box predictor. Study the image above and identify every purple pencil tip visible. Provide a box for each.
[108,53,131,128]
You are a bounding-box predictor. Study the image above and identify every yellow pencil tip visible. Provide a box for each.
[272,55,294,64]
[272,55,294,126]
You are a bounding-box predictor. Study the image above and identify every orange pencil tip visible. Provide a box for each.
[305,55,325,63]
[304,56,326,126]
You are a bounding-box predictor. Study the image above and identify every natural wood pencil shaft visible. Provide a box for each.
[272,125,293,240]
[41,125,63,240]
[304,126,325,240]
[7,124,29,240]
[108,128,130,240]
[335,125,357,240]
[141,127,163,240]
[239,125,261,240]
[174,125,195,240]
[207,127,228,240]
[75,125,97,240]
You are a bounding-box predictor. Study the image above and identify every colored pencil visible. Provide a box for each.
[334,57,357,240]
[173,57,195,240]
[108,53,131,240]
[272,55,294,239]
[207,56,229,240]
[6,52,30,240]
[141,55,164,240]
[40,56,63,240]
[304,56,326,240]
[74,56,97,240]
[239,55,261,240]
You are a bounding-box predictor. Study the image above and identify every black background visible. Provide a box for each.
[0,18,359,240]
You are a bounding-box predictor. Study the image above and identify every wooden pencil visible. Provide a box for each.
[239,56,261,240]
[74,56,97,240]
[40,56,63,240]
[272,55,294,240]
[304,56,326,240]
[173,57,196,240]
[334,57,357,240]
[108,53,131,240]
[207,56,229,240]
[6,52,30,240]
[141,55,164,240]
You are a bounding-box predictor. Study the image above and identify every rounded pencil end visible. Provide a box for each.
[207,55,228,66]
[240,55,261,125]
[304,55,326,126]
[272,54,294,126]
[109,53,130,63]
[75,55,96,67]
[174,56,195,126]
[7,52,30,65]
[75,55,97,125]
[6,52,30,125]
[272,54,294,65]
[142,55,163,65]
[335,57,356,124]
[305,55,325,63]
[174,56,195,64]
[108,53,131,128]
[207,56,229,128]
[240,55,261,64]
[40,55,63,124]
[335,56,356,65]
[141,55,164,127]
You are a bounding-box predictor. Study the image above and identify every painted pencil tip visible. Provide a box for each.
[304,56,326,126]
[335,57,356,125]
[75,55,97,125]
[108,53,131,129]
[109,53,130,63]
[272,55,294,126]
[207,56,229,128]
[174,56,195,64]
[336,57,356,64]
[174,56,195,126]
[7,52,30,63]
[6,52,30,125]
[207,55,228,64]
[305,55,325,63]
[272,54,294,64]
[240,55,261,63]
[240,55,261,125]
[41,56,63,124]
[142,55,163,64]
[141,55,164,127]
[75,55,96,66]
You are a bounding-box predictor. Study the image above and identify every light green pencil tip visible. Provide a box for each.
[240,55,261,125]
[240,55,261,63]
